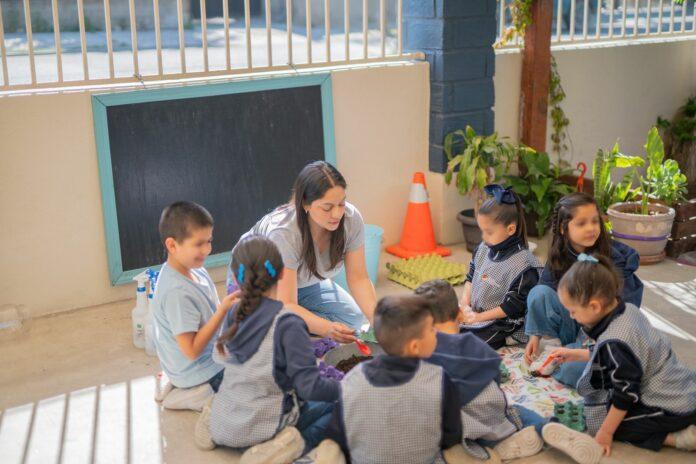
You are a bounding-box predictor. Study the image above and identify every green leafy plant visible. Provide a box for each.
[549,56,570,165]
[444,126,515,211]
[657,96,696,144]
[494,0,534,48]
[592,142,644,214]
[635,127,688,214]
[503,148,576,234]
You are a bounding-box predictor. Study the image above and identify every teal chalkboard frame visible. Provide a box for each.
[92,73,336,285]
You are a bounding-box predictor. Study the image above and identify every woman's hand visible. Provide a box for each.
[549,347,590,364]
[595,429,614,456]
[325,321,357,343]
[524,335,540,364]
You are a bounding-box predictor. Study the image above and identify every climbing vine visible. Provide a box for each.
[549,55,570,164]
[495,0,571,165]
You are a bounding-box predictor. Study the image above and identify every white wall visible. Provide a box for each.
[0,62,431,319]
[494,39,696,169]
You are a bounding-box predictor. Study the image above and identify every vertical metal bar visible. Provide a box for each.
[23,0,36,84]
[499,0,506,38]
[345,0,350,60]
[622,0,628,36]
[128,0,139,76]
[658,0,664,33]
[325,0,331,62]
[305,0,312,63]
[265,0,272,66]
[51,0,63,82]
[201,0,209,71]
[245,0,252,68]
[76,0,88,81]
[104,0,114,78]
[362,0,368,58]
[397,0,402,55]
[223,0,231,70]
[557,0,564,41]
[0,3,8,87]
[287,0,293,64]
[646,0,652,34]
[680,0,686,32]
[669,0,674,33]
[596,0,602,37]
[153,0,163,75]
[380,0,385,56]
[177,0,186,72]
[570,0,576,40]
[633,0,639,36]
[609,0,615,37]
[583,0,589,38]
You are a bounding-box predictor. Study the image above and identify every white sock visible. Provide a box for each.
[674,425,696,451]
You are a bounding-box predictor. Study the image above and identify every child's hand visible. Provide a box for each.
[461,309,478,325]
[325,322,357,343]
[218,290,241,313]
[548,347,589,364]
[595,429,613,456]
[524,336,540,364]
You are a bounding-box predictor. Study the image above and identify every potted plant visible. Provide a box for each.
[502,148,575,237]
[657,95,695,197]
[592,141,645,218]
[608,127,688,263]
[444,126,515,251]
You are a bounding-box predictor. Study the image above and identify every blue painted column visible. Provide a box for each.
[404,0,497,172]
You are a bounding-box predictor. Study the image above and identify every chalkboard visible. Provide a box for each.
[92,74,336,285]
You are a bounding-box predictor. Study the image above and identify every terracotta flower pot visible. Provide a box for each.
[457,209,482,252]
[607,202,675,264]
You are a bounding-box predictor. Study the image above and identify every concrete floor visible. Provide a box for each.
[1,238,694,463]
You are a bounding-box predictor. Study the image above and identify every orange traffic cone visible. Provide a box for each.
[386,172,451,259]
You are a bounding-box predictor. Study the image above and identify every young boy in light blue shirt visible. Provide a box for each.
[152,201,238,411]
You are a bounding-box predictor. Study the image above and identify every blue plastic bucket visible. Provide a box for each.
[332,224,384,291]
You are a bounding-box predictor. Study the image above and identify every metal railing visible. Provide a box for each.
[497,0,695,48]
[0,0,414,92]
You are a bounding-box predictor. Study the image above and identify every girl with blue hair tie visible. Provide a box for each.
[459,184,543,349]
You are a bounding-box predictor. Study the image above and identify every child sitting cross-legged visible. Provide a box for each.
[325,294,462,464]
[540,253,696,464]
[416,279,550,462]
[194,235,340,464]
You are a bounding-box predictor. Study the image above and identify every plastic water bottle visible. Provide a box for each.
[144,293,157,356]
[132,273,148,349]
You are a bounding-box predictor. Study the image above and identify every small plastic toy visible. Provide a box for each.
[554,402,585,432]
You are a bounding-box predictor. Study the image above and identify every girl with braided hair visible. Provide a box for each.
[195,235,341,464]
[524,192,643,388]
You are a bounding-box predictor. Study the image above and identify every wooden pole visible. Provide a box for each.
[519,0,554,151]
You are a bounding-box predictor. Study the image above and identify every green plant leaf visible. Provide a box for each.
[531,178,553,202]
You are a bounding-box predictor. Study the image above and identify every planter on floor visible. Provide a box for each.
[457,209,482,252]
[665,199,696,258]
[608,202,675,264]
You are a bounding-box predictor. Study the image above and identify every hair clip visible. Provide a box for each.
[577,253,599,264]
[237,264,245,283]
[264,260,277,278]
[484,184,517,205]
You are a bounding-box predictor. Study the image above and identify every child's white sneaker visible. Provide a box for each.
[542,422,603,464]
[161,383,214,411]
[674,424,696,451]
[240,426,305,464]
[295,439,345,464]
[442,444,501,463]
[493,426,544,460]
[194,397,216,451]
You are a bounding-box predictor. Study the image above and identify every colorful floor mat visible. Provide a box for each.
[498,346,583,418]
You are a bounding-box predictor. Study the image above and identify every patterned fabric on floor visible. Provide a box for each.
[498,346,583,418]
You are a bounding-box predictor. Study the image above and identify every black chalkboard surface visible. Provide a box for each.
[92,74,336,284]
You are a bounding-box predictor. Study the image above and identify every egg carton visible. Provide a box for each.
[386,254,468,290]
[553,401,586,432]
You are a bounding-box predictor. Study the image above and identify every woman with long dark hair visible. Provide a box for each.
[228,161,377,342]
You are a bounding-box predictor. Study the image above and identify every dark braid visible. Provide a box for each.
[216,235,284,354]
